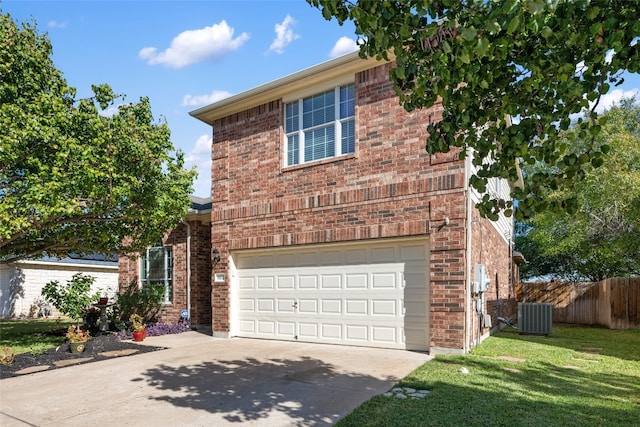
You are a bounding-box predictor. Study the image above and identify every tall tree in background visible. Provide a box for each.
[308,0,640,219]
[0,12,197,263]
[516,99,640,281]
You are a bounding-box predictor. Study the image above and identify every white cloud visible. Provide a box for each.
[139,20,249,68]
[181,90,233,107]
[47,20,67,29]
[268,15,299,54]
[185,134,212,197]
[568,88,640,122]
[594,88,640,113]
[99,104,121,118]
[192,134,213,155]
[329,36,359,58]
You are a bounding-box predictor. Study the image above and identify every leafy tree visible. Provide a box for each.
[0,12,197,263]
[516,99,640,281]
[307,0,640,219]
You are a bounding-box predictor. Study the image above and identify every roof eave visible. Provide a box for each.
[189,51,384,125]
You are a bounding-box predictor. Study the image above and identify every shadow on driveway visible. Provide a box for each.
[136,353,396,425]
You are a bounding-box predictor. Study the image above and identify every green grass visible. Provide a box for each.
[0,318,75,355]
[337,325,640,427]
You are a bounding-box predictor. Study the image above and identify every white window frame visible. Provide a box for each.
[284,83,355,167]
[140,244,173,304]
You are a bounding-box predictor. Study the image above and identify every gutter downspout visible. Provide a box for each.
[183,221,192,322]
[465,149,473,353]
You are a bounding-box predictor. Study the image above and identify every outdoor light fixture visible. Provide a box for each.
[212,248,221,266]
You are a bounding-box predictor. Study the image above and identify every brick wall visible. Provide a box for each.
[118,220,211,326]
[469,208,517,347]
[210,61,479,351]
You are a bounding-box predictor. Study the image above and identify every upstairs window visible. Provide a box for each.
[285,83,355,166]
[140,244,173,304]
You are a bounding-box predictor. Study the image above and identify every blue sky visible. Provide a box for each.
[3,0,360,197]
[3,1,639,198]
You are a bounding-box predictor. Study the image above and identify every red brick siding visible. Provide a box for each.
[210,61,478,351]
[469,208,517,347]
[118,220,211,326]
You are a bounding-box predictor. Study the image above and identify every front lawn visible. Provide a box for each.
[337,324,640,427]
[0,318,74,355]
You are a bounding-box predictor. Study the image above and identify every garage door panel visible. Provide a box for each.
[239,277,255,290]
[234,239,429,351]
[345,248,367,264]
[319,251,342,265]
[371,299,397,316]
[277,322,296,336]
[239,299,255,312]
[298,322,318,338]
[298,252,317,265]
[257,276,275,289]
[371,246,396,263]
[345,299,367,315]
[372,326,398,344]
[258,321,275,334]
[277,276,295,289]
[321,324,342,339]
[299,275,318,289]
[257,299,275,312]
[321,274,342,289]
[400,244,428,260]
[372,272,397,289]
[277,299,296,313]
[239,320,255,333]
[345,274,367,288]
[404,271,429,291]
[346,325,368,341]
[321,299,341,314]
[298,299,318,313]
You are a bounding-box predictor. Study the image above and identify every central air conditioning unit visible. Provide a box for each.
[518,303,553,335]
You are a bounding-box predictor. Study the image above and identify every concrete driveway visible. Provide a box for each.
[0,332,432,426]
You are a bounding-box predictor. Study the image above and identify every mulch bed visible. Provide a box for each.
[0,334,165,379]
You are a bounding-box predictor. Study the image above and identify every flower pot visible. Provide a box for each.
[133,330,146,342]
[69,341,87,354]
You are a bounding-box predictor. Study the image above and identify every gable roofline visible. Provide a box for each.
[189,51,384,125]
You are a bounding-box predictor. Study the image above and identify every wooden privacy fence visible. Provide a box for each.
[517,277,640,329]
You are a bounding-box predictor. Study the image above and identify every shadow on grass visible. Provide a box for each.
[135,355,392,426]
[492,323,640,362]
[340,356,639,427]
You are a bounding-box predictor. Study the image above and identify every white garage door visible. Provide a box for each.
[231,238,429,351]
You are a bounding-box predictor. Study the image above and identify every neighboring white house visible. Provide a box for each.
[0,254,118,318]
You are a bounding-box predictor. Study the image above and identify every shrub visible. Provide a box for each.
[41,273,100,325]
[112,281,164,329]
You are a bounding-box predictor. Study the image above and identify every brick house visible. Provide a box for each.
[118,196,212,330]
[120,52,517,354]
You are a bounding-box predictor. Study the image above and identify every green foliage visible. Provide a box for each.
[113,281,164,329]
[41,273,100,324]
[0,12,197,263]
[307,0,640,219]
[517,99,640,280]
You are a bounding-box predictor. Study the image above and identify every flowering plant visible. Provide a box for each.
[130,314,146,332]
[66,325,90,342]
[0,346,15,365]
